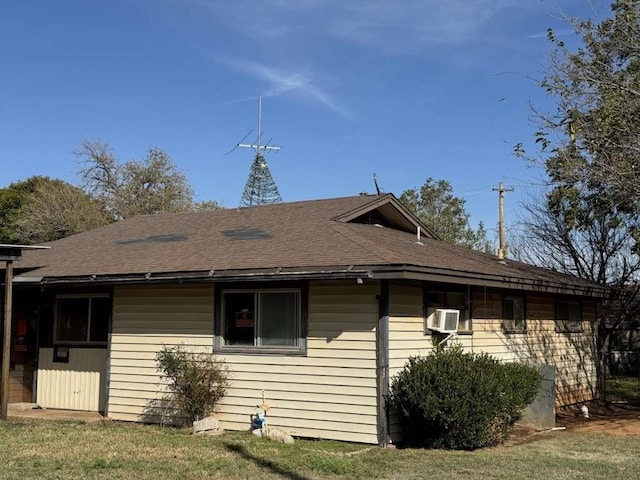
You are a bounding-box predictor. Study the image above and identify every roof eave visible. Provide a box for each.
[35,267,374,286]
[369,265,609,298]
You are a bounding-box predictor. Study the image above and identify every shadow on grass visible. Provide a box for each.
[224,442,310,480]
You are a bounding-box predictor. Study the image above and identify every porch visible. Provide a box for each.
[8,402,104,422]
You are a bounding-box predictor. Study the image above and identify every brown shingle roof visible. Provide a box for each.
[15,194,604,295]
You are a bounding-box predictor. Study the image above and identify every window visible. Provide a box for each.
[220,289,303,352]
[425,289,471,332]
[55,295,110,344]
[556,300,582,333]
[503,296,526,332]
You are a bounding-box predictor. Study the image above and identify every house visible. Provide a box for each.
[1,194,606,444]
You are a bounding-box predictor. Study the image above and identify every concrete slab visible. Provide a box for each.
[7,403,104,422]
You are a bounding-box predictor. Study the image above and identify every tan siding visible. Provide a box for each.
[387,283,598,441]
[388,283,433,441]
[37,348,107,411]
[107,285,216,425]
[388,283,432,379]
[107,282,380,444]
[471,292,597,405]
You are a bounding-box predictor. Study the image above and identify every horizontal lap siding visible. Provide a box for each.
[217,281,379,444]
[387,283,598,441]
[388,283,433,442]
[389,284,433,379]
[108,282,379,444]
[108,285,214,424]
[471,292,597,405]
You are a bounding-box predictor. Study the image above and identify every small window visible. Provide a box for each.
[556,300,582,333]
[221,289,303,352]
[426,289,471,332]
[55,295,110,344]
[503,296,526,332]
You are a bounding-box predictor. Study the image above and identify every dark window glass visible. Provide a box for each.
[503,296,525,332]
[90,297,111,342]
[260,292,298,346]
[57,298,90,342]
[556,300,582,332]
[224,292,255,346]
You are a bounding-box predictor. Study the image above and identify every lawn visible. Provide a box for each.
[0,420,639,480]
[606,376,640,404]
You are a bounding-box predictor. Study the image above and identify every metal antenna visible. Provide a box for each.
[237,93,281,156]
[373,173,381,195]
[236,93,283,207]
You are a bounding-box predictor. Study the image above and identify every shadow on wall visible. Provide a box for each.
[140,395,185,427]
[500,318,596,406]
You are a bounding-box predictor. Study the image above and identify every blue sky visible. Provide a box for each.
[1,0,605,243]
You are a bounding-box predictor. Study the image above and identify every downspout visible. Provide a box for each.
[376,280,390,446]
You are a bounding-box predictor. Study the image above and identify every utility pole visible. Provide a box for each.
[492,182,514,260]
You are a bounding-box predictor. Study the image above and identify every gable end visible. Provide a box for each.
[332,194,439,239]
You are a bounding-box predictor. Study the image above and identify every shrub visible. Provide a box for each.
[390,345,542,449]
[156,345,229,425]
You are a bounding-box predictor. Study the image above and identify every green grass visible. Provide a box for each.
[607,376,640,404]
[0,420,639,479]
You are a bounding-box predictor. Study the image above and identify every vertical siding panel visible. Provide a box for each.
[37,348,108,411]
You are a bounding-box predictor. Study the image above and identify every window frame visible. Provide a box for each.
[53,293,111,346]
[555,299,583,333]
[502,294,527,333]
[215,285,307,356]
[424,286,472,334]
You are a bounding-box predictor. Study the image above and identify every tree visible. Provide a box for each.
[76,140,198,219]
[0,176,45,243]
[516,0,640,393]
[0,176,108,244]
[16,180,110,244]
[399,177,494,253]
[516,0,640,218]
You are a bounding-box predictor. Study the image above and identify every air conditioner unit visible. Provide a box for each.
[426,308,460,334]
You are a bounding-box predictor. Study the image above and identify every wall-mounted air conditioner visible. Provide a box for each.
[425,308,460,334]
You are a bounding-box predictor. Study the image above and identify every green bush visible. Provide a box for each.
[156,346,229,425]
[390,345,542,449]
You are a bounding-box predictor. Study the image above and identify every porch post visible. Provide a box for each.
[1,260,13,420]
[376,279,390,446]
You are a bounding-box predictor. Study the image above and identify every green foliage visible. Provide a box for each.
[520,0,640,242]
[399,177,494,253]
[0,176,109,244]
[517,0,640,395]
[156,346,229,425]
[390,346,541,450]
[0,176,52,243]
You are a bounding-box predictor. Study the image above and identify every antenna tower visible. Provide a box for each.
[238,93,283,207]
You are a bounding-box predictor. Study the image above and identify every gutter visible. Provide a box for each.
[368,265,609,298]
[12,276,44,284]
[35,268,374,286]
[15,264,608,298]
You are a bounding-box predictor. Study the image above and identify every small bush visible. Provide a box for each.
[390,345,542,450]
[156,345,229,425]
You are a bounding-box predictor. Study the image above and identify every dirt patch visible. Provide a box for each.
[556,402,640,435]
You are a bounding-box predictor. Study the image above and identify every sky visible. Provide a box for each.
[0,0,609,244]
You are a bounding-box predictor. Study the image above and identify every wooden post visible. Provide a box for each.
[1,260,13,420]
[376,280,390,446]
